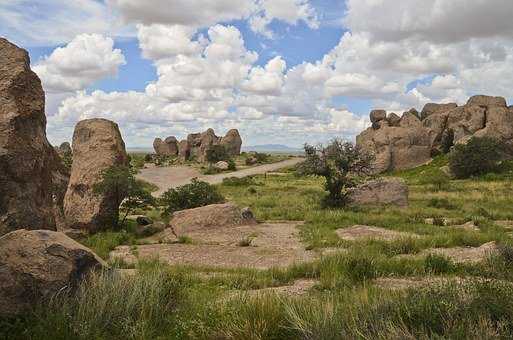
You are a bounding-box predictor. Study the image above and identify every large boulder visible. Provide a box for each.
[370,110,386,123]
[0,229,105,316]
[357,95,512,173]
[198,128,222,162]
[420,103,457,120]
[178,139,191,161]
[63,119,129,232]
[221,129,242,156]
[349,178,409,208]
[170,203,257,236]
[0,38,58,235]
[153,136,178,156]
[356,111,432,173]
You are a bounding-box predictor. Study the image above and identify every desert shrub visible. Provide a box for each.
[298,139,374,208]
[254,152,269,163]
[449,137,504,179]
[144,153,154,162]
[227,159,237,171]
[160,178,224,215]
[346,257,377,283]
[420,169,451,191]
[428,198,457,210]
[248,187,257,194]
[206,145,230,163]
[424,254,453,274]
[222,176,257,186]
[93,165,155,229]
[129,154,146,170]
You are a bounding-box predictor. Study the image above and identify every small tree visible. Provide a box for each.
[93,165,155,229]
[449,137,505,179]
[205,145,230,164]
[298,139,374,208]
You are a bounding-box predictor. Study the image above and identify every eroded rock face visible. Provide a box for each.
[153,136,179,156]
[177,128,242,162]
[348,178,409,208]
[0,38,57,235]
[170,203,257,236]
[357,95,512,172]
[63,119,128,232]
[0,229,105,316]
[221,129,242,156]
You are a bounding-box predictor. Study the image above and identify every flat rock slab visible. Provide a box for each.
[110,222,315,269]
[238,279,318,297]
[398,242,498,264]
[336,225,419,241]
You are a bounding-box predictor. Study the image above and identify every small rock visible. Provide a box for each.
[241,207,255,221]
[135,222,166,237]
[214,161,229,171]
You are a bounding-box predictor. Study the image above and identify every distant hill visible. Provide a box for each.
[242,144,303,154]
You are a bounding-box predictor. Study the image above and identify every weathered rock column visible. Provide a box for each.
[63,118,128,232]
[0,38,57,235]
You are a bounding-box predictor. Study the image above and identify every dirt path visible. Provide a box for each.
[137,158,303,196]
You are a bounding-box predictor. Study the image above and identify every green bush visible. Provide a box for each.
[420,169,451,191]
[160,178,224,215]
[206,145,230,163]
[449,137,504,179]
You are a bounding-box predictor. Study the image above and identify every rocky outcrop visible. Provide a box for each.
[221,129,243,156]
[0,38,58,235]
[357,95,513,172]
[349,178,409,208]
[63,119,129,233]
[0,229,105,316]
[153,136,178,156]
[169,203,256,236]
[170,128,242,162]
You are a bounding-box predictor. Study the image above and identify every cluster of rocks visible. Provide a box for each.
[357,95,513,172]
[153,128,242,162]
[0,38,118,316]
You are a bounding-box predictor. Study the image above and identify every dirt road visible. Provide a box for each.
[137,158,303,196]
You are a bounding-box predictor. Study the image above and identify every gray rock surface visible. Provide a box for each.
[349,178,409,207]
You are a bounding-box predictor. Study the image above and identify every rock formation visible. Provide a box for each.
[169,203,256,236]
[0,38,59,235]
[0,229,105,316]
[348,178,409,208]
[357,95,513,173]
[157,128,242,162]
[63,118,129,232]
[153,136,178,156]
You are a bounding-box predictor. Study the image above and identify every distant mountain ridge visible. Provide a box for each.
[242,144,303,153]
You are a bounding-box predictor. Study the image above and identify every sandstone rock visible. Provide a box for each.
[0,38,57,235]
[198,128,222,162]
[135,222,166,237]
[399,110,422,128]
[387,112,401,126]
[246,156,258,165]
[446,105,486,142]
[57,142,72,156]
[420,103,457,120]
[170,203,257,236]
[215,161,229,171]
[467,95,507,108]
[153,136,178,156]
[64,119,129,232]
[221,129,242,156]
[0,229,105,316]
[349,178,408,207]
[178,140,190,161]
[370,110,386,123]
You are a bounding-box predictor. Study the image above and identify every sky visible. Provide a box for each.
[1,0,513,148]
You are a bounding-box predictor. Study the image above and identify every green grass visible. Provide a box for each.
[5,157,513,339]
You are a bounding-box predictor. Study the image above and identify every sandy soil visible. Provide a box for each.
[110,221,315,269]
[136,158,304,196]
[336,225,420,241]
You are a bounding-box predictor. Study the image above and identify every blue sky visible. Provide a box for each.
[2,0,513,147]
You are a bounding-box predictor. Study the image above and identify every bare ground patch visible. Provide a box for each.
[398,242,498,264]
[110,222,315,269]
[336,225,420,241]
